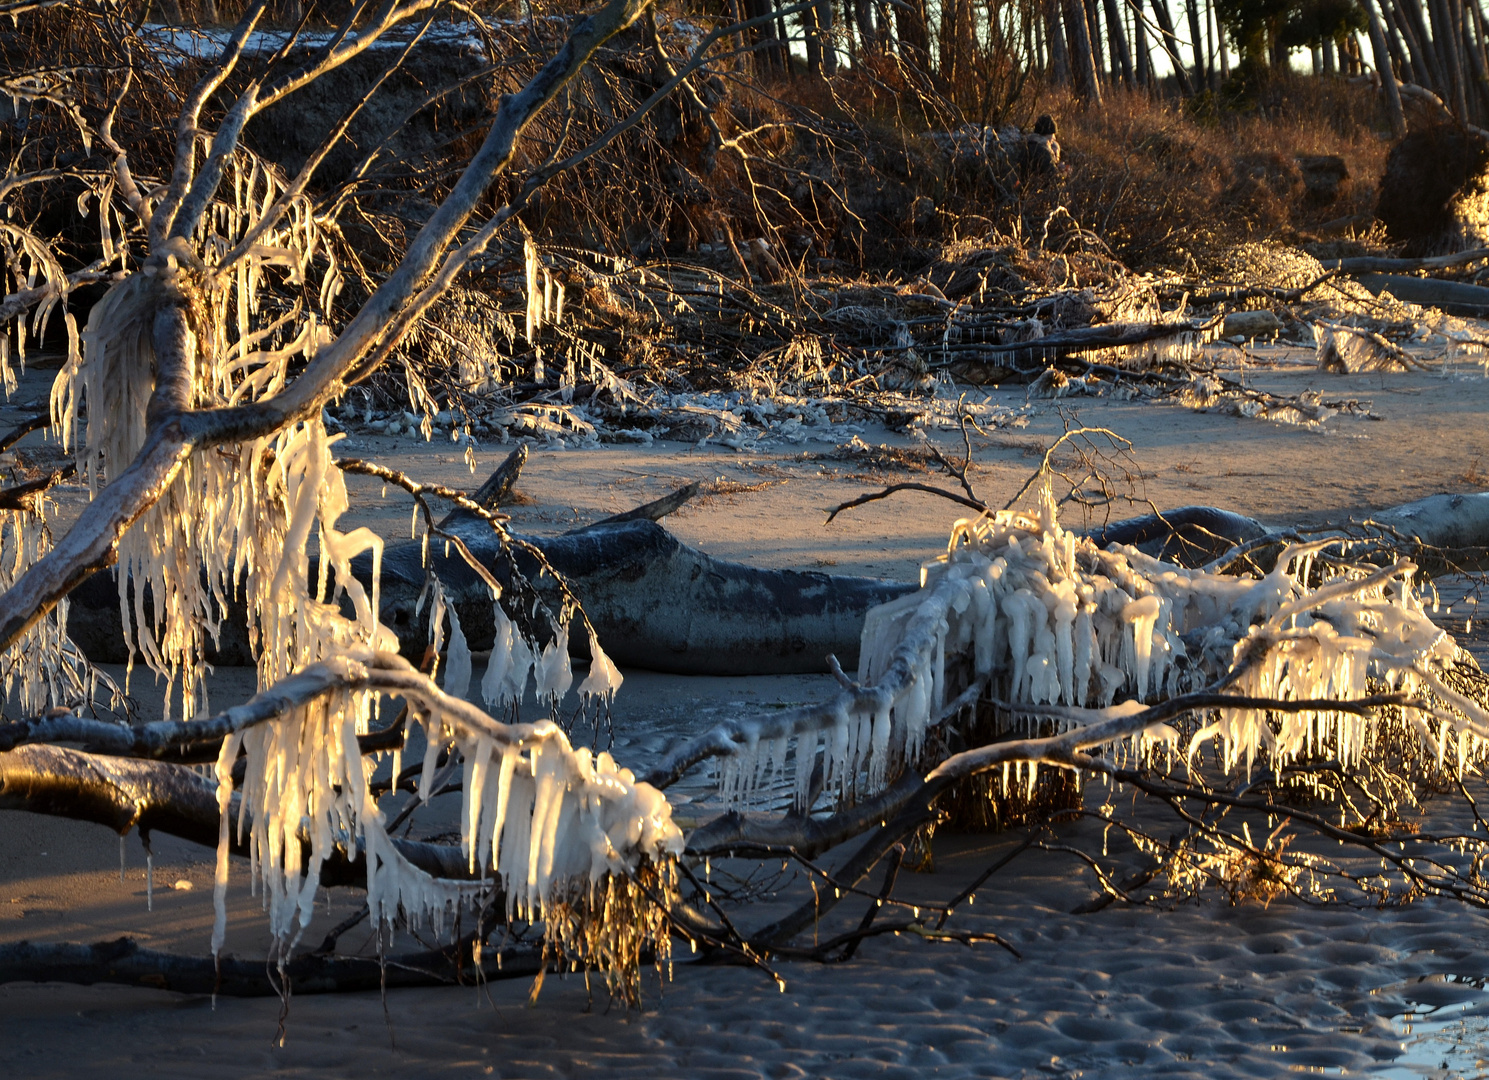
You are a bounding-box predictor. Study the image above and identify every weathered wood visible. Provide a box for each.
[1353,273,1489,315]
[1322,247,1489,272]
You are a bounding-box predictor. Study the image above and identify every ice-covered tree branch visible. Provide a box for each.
[0,0,660,656]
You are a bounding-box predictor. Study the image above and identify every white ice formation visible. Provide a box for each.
[701,489,1481,811]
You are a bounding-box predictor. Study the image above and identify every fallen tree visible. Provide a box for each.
[5,0,1489,1028]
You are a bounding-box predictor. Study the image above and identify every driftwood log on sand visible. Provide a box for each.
[1352,273,1489,317]
[60,449,1489,676]
[65,467,919,676]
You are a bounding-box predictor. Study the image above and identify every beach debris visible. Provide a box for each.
[1313,321,1422,372]
[1220,309,1282,339]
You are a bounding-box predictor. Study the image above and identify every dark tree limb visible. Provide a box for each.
[0,743,477,885]
[929,318,1219,364]
[581,480,703,530]
[0,413,48,454]
[441,444,528,526]
[0,467,74,515]
[825,483,988,524]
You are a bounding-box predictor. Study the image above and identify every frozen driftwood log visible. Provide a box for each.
[59,485,1489,676]
[65,514,918,676]
[1374,492,1489,553]
[1220,310,1282,339]
[1353,273,1489,317]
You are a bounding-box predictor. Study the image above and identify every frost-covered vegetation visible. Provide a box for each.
[2,0,1489,1017]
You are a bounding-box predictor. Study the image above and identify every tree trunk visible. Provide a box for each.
[854,0,877,55]
[1428,0,1468,118]
[1047,0,1073,82]
[1084,0,1108,81]
[1065,0,1105,99]
[1184,0,1207,87]
[1103,0,1136,85]
[1147,0,1193,93]
[818,0,838,74]
[1214,4,1231,80]
[1203,0,1217,85]
[1398,0,1445,90]
[1469,0,1489,123]
[1368,0,1409,136]
[747,0,776,73]
[895,0,931,64]
[1134,0,1152,89]
[730,0,752,72]
[1322,34,1337,73]
[1392,0,1434,87]
[804,1,824,74]
[777,0,795,77]
[1379,0,1416,84]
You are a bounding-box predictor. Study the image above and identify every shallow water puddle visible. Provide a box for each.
[1375,974,1489,1079]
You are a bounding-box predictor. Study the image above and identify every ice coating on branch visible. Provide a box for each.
[51,169,341,720]
[1122,595,1161,702]
[0,502,94,715]
[708,487,1481,812]
[452,716,684,922]
[575,628,623,702]
[443,600,472,702]
[533,626,574,704]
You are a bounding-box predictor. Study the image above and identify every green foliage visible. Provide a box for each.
[1216,0,1295,63]
[1216,0,1365,63]
[1280,0,1368,49]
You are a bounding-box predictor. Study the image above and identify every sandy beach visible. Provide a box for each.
[3,346,1489,1079]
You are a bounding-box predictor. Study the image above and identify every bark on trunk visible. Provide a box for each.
[1368,0,1409,135]
[1399,0,1445,91]
[1134,0,1152,88]
[1103,0,1136,85]
[1047,0,1073,82]
[1065,0,1105,99]
[1185,0,1208,87]
[1146,0,1193,93]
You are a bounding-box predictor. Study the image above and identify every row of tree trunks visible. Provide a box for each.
[1354,0,1489,125]
[1023,0,1486,127]
[146,0,1485,124]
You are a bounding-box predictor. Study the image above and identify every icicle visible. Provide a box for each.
[443,599,472,702]
[1006,589,1035,699]
[212,731,243,957]
[481,605,515,707]
[825,707,852,795]
[533,626,573,705]
[1122,595,1161,701]
[793,729,818,809]
[575,628,622,702]
[1052,581,1077,704]
[868,706,892,788]
[524,237,542,343]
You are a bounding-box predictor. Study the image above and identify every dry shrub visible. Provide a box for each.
[1011,77,1392,269]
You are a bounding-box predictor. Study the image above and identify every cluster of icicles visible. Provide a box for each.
[16,162,680,966]
[213,651,682,962]
[0,505,94,716]
[176,421,683,960]
[716,491,1484,811]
